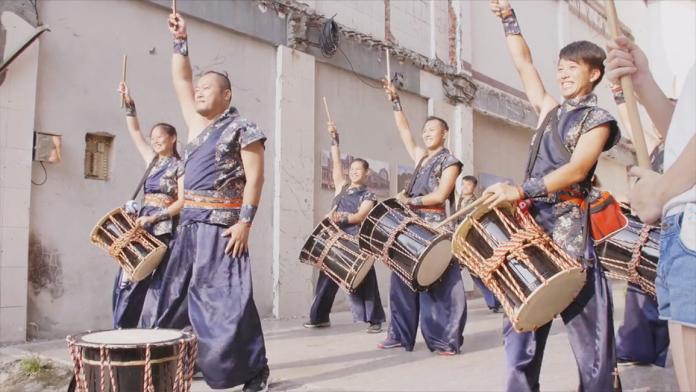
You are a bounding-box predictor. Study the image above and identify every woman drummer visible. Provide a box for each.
[113,82,184,328]
[303,121,386,333]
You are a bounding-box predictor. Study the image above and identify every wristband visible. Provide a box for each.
[239,204,258,225]
[125,100,137,117]
[410,196,424,206]
[521,177,547,198]
[502,9,521,36]
[392,98,403,112]
[173,37,189,56]
[331,132,340,146]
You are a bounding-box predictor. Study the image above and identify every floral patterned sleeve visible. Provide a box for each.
[581,108,620,152]
[361,190,378,204]
[239,121,267,150]
[442,154,463,173]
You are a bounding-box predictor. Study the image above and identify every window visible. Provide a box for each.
[84,132,114,180]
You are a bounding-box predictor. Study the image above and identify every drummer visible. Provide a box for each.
[485,1,621,390]
[380,82,467,355]
[113,82,184,329]
[456,175,500,313]
[303,121,386,333]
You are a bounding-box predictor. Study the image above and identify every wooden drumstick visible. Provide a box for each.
[172,0,177,15]
[322,96,333,123]
[120,55,127,108]
[435,193,493,229]
[385,48,391,81]
[604,0,650,168]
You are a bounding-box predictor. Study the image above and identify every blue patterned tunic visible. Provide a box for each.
[332,185,377,236]
[181,106,266,226]
[140,156,182,236]
[408,148,462,223]
[525,94,620,258]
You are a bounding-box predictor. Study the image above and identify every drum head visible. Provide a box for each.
[130,244,168,282]
[349,254,376,290]
[513,267,586,332]
[415,235,452,287]
[76,329,184,348]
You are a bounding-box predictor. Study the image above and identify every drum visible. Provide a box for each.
[90,207,167,282]
[66,328,197,392]
[300,217,376,292]
[596,206,659,297]
[452,202,586,332]
[359,198,452,291]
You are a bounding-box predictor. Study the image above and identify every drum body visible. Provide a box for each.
[300,218,375,292]
[359,198,451,291]
[90,207,167,282]
[597,209,659,297]
[452,203,586,332]
[66,329,197,392]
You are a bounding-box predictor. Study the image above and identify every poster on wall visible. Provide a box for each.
[397,164,415,193]
[321,151,391,197]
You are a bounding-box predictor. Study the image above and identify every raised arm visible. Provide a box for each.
[119,82,155,164]
[223,141,265,257]
[490,0,558,120]
[328,122,347,193]
[382,80,426,163]
[606,37,675,138]
[168,13,208,136]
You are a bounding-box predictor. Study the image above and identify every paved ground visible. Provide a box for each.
[0,281,679,391]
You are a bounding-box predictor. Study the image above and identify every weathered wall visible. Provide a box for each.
[28,0,277,338]
[0,10,38,343]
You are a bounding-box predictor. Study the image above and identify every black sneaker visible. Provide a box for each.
[366,323,383,334]
[243,365,270,392]
[303,320,330,328]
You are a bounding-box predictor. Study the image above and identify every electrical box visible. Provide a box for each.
[84,132,114,180]
[33,132,62,163]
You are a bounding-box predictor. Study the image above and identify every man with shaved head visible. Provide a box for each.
[140,12,269,392]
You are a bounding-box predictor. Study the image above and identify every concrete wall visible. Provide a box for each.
[0,11,38,343]
[27,0,277,339]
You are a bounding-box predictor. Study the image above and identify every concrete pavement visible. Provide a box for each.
[0,281,679,391]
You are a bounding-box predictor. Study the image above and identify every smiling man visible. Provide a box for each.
[139,12,270,392]
[485,1,621,391]
[380,81,467,356]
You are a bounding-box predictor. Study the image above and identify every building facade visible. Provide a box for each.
[0,0,693,342]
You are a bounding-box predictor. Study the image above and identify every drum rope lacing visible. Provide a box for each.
[452,207,582,331]
[598,223,657,297]
[67,337,88,392]
[630,225,656,296]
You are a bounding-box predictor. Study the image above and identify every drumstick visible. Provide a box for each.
[604,0,650,169]
[322,96,333,123]
[172,0,177,15]
[385,48,391,81]
[120,55,127,108]
[435,193,493,229]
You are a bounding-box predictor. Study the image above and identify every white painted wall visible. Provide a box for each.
[0,10,38,343]
[28,0,277,339]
